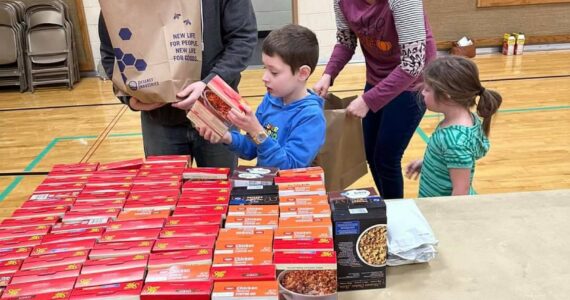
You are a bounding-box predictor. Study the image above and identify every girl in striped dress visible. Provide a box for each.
[406,56,502,197]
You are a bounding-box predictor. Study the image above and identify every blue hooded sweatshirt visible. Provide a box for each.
[228,90,326,170]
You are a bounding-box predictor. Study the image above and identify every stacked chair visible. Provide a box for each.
[24,0,79,92]
[0,0,27,92]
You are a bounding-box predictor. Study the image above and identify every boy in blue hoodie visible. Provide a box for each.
[197,24,326,170]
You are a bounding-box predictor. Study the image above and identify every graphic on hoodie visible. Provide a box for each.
[263,124,279,140]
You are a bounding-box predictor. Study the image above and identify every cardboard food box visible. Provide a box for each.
[152,237,216,253]
[51,162,99,172]
[278,216,332,235]
[224,216,279,230]
[211,281,278,300]
[40,228,104,245]
[278,167,324,179]
[165,215,223,228]
[0,260,22,276]
[10,264,80,284]
[217,228,273,242]
[273,239,334,252]
[20,198,75,209]
[230,166,278,187]
[127,190,179,201]
[273,251,337,271]
[28,191,79,202]
[99,228,160,243]
[31,240,95,256]
[51,219,109,234]
[2,277,76,299]
[20,250,88,270]
[278,194,328,206]
[148,249,212,268]
[89,240,154,259]
[210,265,276,282]
[141,281,212,300]
[227,205,279,217]
[172,205,228,218]
[0,248,32,263]
[62,208,120,223]
[140,161,188,170]
[214,240,272,255]
[187,75,249,138]
[81,254,148,274]
[0,235,44,250]
[97,159,144,171]
[145,264,211,283]
[0,217,58,229]
[279,205,331,218]
[76,191,128,202]
[331,189,387,291]
[10,206,68,220]
[69,281,142,300]
[159,225,219,238]
[33,183,85,194]
[182,180,231,191]
[274,227,332,240]
[229,186,279,206]
[183,167,230,180]
[277,184,326,197]
[116,209,171,221]
[146,155,191,164]
[177,196,228,207]
[106,218,165,232]
[123,198,177,211]
[75,266,145,288]
[130,181,181,192]
[212,252,273,267]
[71,199,125,211]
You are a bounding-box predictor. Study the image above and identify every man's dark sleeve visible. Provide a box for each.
[98,13,132,107]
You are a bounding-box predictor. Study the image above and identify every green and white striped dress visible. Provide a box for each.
[419,113,490,197]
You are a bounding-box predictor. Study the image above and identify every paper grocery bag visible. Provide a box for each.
[100,0,202,103]
[313,94,368,192]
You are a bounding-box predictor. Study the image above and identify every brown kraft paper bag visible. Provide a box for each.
[313,94,368,192]
[100,0,203,103]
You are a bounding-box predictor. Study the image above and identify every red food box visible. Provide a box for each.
[159,225,219,239]
[227,205,279,216]
[76,191,128,202]
[71,199,125,211]
[40,176,88,185]
[99,228,160,243]
[0,217,58,229]
[2,277,76,299]
[141,281,212,300]
[152,237,216,253]
[274,175,323,187]
[145,265,211,283]
[0,260,21,275]
[278,166,324,178]
[20,250,88,270]
[31,240,95,257]
[127,190,179,201]
[165,215,222,228]
[181,189,230,197]
[106,218,165,232]
[273,238,334,252]
[0,225,50,240]
[224,216,279,230]
[87,175,135,185]
[211,281,278,299]
[82,182,133,193]
[182,167,230,180]
[116,209,171,221]
[0,236,44,250]
[28,191,79,201]
[130,181,181,192]
[214,240,272,255]
[10,263,81,284]
[212,252,273,267]
[177,196,229,207]
[123,198,177,211]
[1,290,71,299]
[182,180,230,191]
[51,162,99,172]
[90,169,138,178]
[63,208,120,223]
[75,266,145,288]
[217,228,274,242]
[40,228,104,245]
[81,254,148,275]
[137,168,185,177]
[89,240,154,259]
[10,206,68,220]
[0,248,31,263]
[70,281,142,299]
[50,219,109,234]
[278,194,328,206]
[33,183,85,194]
[148,249,212,268]
[140,162,188,169]
[20,198,75,209]
[210,265,276,282]
[273,251,337,270]
[172,205,228,218]
[0,274,11,287]
[146,155,191,164]
[97,159,144,171]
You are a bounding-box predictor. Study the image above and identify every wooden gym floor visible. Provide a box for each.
[0,50,569,218]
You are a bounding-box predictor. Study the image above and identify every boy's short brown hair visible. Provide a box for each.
[262,24,319,75]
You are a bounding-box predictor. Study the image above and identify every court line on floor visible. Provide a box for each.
[0,103,121,112]
[1,104,568,202]
[80,106,127,163]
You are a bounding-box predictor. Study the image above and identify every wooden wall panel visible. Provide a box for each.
[478,0,570,7]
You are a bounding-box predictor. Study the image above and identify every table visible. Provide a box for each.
[341,189,570,300]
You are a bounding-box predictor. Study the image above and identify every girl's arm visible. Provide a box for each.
[323,0,357,82]
[449,168,471,196]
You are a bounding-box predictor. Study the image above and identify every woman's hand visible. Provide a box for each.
[346,95,370,118]
[313,74,332,98]
[129,97,166,111]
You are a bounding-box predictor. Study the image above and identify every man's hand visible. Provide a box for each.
[346,95,370,118]
[129,97,166,111]
[196,126,232,144]
[227,105,264,136]
[313,74,332,98]
[173,81,207,110]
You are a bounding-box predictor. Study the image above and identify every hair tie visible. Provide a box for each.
[478,88,486,96]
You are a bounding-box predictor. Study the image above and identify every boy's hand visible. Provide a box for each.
[405,159,423,180]
[227,105,264,137]
[173,81,207,110]
[313,74,332,98]
[129,97,166,111]
[346,95,370,118]
[196,126,232,144]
